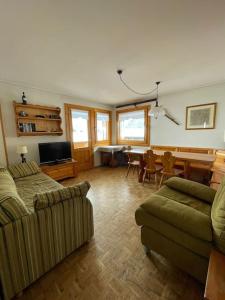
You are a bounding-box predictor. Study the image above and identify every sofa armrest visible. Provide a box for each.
[164,177,216,204]
[140,194,212,241]
[33,181,90,211]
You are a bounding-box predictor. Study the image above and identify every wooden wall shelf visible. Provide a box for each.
[13,101,63,137]
[17,131,63,137]
[17,116,61,121]
[15,102,61,112]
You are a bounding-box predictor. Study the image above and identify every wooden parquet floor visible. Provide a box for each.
[20,167,204,300]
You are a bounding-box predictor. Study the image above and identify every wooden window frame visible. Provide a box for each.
[65,104,112,149]
[94,109,112,146]
[116,106,150,146]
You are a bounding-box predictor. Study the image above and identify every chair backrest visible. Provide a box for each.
[211,176,225,253]
[161,151,176,174]
[127,153,140,163]
[151,145,178,152]
[145,150,157,172]
[178,146,214,154]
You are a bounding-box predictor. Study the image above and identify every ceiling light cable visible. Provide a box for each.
[117,70,157,96]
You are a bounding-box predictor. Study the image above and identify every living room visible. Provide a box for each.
[1,1,225,299]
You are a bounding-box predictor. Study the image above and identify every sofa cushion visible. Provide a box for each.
[135,207,212,258]
[140,194,212,242]
[34,181,91,210]
[156,185,211,216]
[8,161,41,179]
[164,177,216,204]
[211,176,225,253]
[0,169,29,225]
[15,172,62,211]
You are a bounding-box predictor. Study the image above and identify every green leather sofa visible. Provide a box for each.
[135,176,225,283]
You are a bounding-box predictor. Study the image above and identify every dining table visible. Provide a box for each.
[124,149,216,183]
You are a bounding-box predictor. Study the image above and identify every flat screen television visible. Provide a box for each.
[38,141,72,164]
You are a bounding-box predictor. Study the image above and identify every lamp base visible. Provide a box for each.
[21,154,26,163]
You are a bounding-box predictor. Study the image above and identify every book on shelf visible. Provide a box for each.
[19,123,36,132]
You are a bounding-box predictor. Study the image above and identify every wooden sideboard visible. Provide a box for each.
[40,160,78,181]
[204,249,225,300]
[210,150,225,190]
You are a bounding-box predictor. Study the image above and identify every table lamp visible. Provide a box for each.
[16,145,28,163]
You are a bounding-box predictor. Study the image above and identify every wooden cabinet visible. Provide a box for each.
[13,101,63,136]
[40,160,78,181]
[204,249,225,300]
[210,150,225,190]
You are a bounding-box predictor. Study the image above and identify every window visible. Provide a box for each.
[65,104,112,149]
[95,110,111,145]
[117,107,149,145]
[71,109,89,147]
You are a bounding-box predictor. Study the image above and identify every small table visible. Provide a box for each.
[97,145,124,167]
[204,249,225,300]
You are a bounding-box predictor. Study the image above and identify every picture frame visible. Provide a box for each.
[185,102,217,130]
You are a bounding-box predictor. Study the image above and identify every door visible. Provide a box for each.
[65,104,94,172]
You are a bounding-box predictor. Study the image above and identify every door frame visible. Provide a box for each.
[65,103,94,169]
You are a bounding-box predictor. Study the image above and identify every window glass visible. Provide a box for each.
[118,110,145,141]
[71,110,89,143]
[96,112,109,141]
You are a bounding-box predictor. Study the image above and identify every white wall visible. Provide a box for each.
[0,82,112,165]
[1,81,225,168]
[150,83,225,149]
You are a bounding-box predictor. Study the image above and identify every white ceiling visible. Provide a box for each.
[1,0,225,105]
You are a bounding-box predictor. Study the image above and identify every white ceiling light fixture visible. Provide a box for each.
[116,70,180,125]
[148,81,166,119]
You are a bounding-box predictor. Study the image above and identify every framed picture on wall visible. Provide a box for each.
[185,103,217,130]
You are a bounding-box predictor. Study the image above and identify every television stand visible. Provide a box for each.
[46,160,68,166]
[40,159,78,181]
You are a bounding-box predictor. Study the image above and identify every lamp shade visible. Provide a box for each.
[16,145,28,154]
[148,105,166,119]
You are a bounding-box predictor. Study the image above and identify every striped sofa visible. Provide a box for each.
[0,162,94,300]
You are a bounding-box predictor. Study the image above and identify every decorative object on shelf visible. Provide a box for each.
[19,111,28,117]
[16,145,28,163]
[49,114,61,119]
[35,114,45,118]
[22,92,28,105]
[13,101,63,137]
[186,103,217,130]
[116,70,180,125]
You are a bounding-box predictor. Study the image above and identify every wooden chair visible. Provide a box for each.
[151,145,178,164]
[159,151,184,187]
[143,150,162,185]
[126,153,140,177]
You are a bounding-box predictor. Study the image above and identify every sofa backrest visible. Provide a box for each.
[211,176,225,253]
[0,168,29,225]
[33,181,91,210]
[8,161,41,179]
